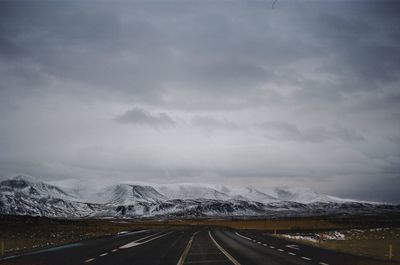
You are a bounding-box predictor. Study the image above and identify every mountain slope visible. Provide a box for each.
[268,187,353,203]
[86,184,167,205]
[0,176,99,217]
[0,175,77,201]
[155,184,232,201]
[0,176,397,218]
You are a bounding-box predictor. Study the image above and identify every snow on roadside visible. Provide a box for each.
[279,231,346,243]
[280,234,319,243]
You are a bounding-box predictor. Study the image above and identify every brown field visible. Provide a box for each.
[277,228,400,262]
[1,213,399,257]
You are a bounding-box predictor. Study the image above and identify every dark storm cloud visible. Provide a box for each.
[0,37,28,60]
[1,0,399,108]
[0,0,399,202]
[115,108,176,129]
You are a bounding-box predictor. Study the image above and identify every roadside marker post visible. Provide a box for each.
[0,239,4,256]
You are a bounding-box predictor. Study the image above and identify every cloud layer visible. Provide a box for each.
[0,0,399,202]
[115,108,176,129]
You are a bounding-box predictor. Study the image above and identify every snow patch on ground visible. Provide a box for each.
[280,231,346,243]
[280,234,319,243]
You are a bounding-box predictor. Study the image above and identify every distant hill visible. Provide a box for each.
[0,175,398,218]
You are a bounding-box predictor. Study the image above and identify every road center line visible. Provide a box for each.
[177,231,198,265]
[84,258,95,262]
[111,249,118,252]
[209,231,241,265]
[301,256,312,261]
[319,263,330,265]
[99,253,108,257]
[288,252,296,256]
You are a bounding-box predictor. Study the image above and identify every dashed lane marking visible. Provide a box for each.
[285,244,300,250]
[234,231,325,265]
[0,243,84,261]
[185,259,230,264]
[84,258,95,262]
[111,249,118,252]
[99,253,108,257]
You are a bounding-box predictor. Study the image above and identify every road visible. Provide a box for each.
[0,229,397,265]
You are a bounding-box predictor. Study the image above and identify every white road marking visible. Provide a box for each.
[99,253,108,257]
[120,231,173,248]
[0,243,84,261]
[136,231,165,241]
[269,246,275,249]
[84,258,95,262]
[111,249,118,252]
[319,263,330,265]
[301,257,312,261]
[285,244,300,250]
[277,249,284,252]
[257,242,262,244]
[209,231,241,265]
[185,259,230,264]
[234,232,252,241]
[288,252,296,256]
[177,232,198,265]
[263,244,268,246]
[116,229,149,237]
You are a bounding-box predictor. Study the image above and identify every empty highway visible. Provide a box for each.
[0,229,397,265]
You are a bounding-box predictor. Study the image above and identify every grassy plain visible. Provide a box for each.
[1,213,399,258]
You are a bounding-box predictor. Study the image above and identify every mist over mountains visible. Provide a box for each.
[1,175,398,219]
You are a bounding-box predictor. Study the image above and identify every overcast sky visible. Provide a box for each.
[0,0,399,202]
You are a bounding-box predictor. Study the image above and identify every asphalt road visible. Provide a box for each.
[0,229,397,265]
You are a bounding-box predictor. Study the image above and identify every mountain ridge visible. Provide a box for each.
[0,175,397,218]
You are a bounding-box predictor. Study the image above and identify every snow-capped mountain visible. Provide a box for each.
[0,175,76,201]
[266,187,353,203]
[0,176,99,217]
[154,183,233,201]
[0,175,398,218]
[85,184,167,205]
[151,184,348,204]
